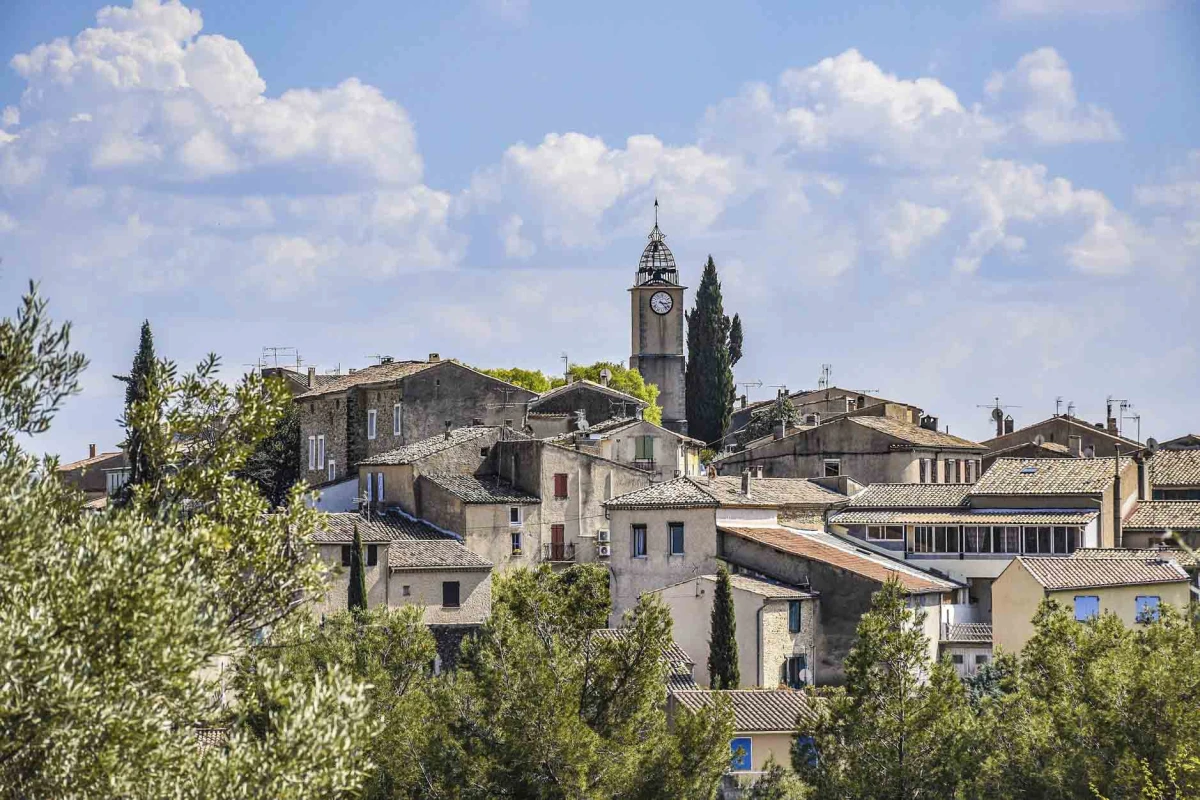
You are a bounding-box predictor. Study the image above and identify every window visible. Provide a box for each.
[308,436,316,470]
[823,459,841,478]
[913,526,959,553]
[730,738,753,772]
[341,545,352,566]
[327,459,336,482]
[635,436,654,461]
[509,506,521,526]
[376,472,385,502]
[951,654,965,665]
[963,526,992,553]
[632,524,647,557]
[1024,526,1053,554]
[511,531,522,554]
[976,654,989,665]
[919,458,932,484]
[943,459,954,484]
[367,409,377,440]
[393,403,401,436]
[955,460,963,484]
[992,526,1021,554]
[965,460,976,484]
[867,525,904,542]
[401,585,411,597]
[365,473,374,503]
[669,522,685,555]
[480,447,490,458]
[442,581,460,608]
[788,601,802,633]
[366,544,378,567]
[553,473,568,499]
[1074,595,1100,621]
[783,655,807,688]
[317,435,325,469]
[1135,595,1161,623]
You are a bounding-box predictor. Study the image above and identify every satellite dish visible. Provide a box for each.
[991,407,1004,422]
[1146,437,1160,455]
[1033,434,1045,447]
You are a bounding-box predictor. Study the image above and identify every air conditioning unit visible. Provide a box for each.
[598,530,610,543]
[598,543,611,558]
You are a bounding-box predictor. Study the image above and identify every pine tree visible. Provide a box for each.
[237,392,301,508]
[348,523,367,612]
[113,320,157,505]
[708,564,739,689]
[685,256,736,444]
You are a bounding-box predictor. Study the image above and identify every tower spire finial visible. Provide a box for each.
[654,197,659,228]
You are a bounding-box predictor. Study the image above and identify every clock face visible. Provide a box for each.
[650,291,673,315]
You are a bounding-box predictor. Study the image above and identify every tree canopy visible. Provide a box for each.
[708,564,739,689]
[685,256,739,444]
[479,361,663,425]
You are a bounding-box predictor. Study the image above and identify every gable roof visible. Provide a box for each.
[720,525,959,594]
[310,512,492,569]
[359,426,498,466]
[848,416,984,450]
[986,440,1074,459]
[531,379,648,408]
[1073,547,1200,570]
[701,476,848,507]
[984,415,1144,448]
[605,477,720,509]
[296,360,436,398]
[846,483,972,509]
[592,628,697,688]
[1123,501,1200,531]
[970,457,1130,496]
[714,572,816,599]
[422,473,541,504]
[1015,556,1188,591]
[1148,450,1200,488]
[671,689,821,732]
[57,450,124,472]
[549,416,706,447]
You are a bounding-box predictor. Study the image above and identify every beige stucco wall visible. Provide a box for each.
[599,420,702,479]
[388,569,492,625]
[1048,582,1190,629]
[312,542,390,616]
[464,503,543,570]
[608,507,721,623]
[736,732,795,772]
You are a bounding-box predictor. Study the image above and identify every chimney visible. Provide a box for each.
[1107,417,1119,435]
[428,353,440,363]
[773,421,786,441]
[805,414,817,426]
[1003,415,1014,435]
[599,367,612,387]
[307,366,316,388]
[1068,435,1082,457]
[755,465,764,479]
[348,368,357,374]
[444,420,452,439]
[741,469,752,496]
[1085,445,1096,459]
[740,395,748,409]
[1137,456,1150,501]
[1113,452,1123,548]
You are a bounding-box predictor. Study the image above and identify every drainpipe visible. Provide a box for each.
[756,602,765,688]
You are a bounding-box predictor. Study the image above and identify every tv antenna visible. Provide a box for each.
[817,364,832,390]
[977,397,1021,437]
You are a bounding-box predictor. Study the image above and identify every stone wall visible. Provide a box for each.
[298,394,350,485]
[608,506,720,622]
[388,568,492,626]
[759,596,818,687]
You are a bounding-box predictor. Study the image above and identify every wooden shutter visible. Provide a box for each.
[554,473,568,498]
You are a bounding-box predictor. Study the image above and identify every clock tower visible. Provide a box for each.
[629,203,688,434]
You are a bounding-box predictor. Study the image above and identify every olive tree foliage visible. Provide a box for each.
[0,285,373,799]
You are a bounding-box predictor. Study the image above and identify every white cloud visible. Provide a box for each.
[500,214,535,258]
[985,48,1120,144]
[880,201,950,260]
[997,0,1159,16]
[1,106,18,127]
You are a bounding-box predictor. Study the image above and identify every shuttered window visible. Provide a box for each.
[553,473,568,499]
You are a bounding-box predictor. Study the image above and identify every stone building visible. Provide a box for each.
[1147,446,1200,500]
[549,416,705,481]
[603,473,850,623]
[628,211,687,435]
[730,386,923,435]
[654,572,818,689]
[983,414,1141,461]
[715,405,985,485]
[524,380,648,438]
[295,357,537,485]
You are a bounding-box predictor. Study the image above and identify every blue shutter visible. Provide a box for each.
[1074,595,1100,621]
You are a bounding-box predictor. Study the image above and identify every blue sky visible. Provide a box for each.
[1,0,1197,459]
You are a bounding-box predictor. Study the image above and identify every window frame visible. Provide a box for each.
[631,524,648,558]
[393,403,401,436]
[308,436,317,470]
[367,409,377,440]
[509,506,522,526]
[730,737,753,773]
[366,544,378,567]
[823,458,841,478]
[553,473,569,499]
[1135,595,1161,623]
[327,459,336,482]
[1074,595,1100,621]
[788,600,802,633]
[317,434,325,469]
[442,581,461,609]
[376,471,385,502]
[511,531,522,554]
[668,521,685,555]
[867,525,904,542]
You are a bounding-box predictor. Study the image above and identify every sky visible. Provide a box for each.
[0,0,1197,460]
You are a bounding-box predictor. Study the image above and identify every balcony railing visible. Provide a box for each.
[631,458,656,473]
[543,542,576,562]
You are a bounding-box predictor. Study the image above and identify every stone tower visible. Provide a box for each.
[629,203,687,434]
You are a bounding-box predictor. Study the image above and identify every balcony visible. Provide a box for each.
[543,542,576,562]
[631,458,656,473]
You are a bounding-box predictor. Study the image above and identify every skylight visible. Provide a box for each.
[1019,467,1038,475]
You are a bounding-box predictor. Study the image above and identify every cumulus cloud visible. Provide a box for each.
[1,0,456,295]
[880,201,950,260]
[985,48,1120,144]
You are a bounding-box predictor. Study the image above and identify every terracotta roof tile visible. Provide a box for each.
[422,473,541,504]
[1016,556,1188,591]
[847,483,972,508]
[605,477,720,509]
[671,689,821,732]
[849,416,984,450]
[700,476,848,507]
[296,360,436,398]
[971,457,1130,495]
[1149,450,1200,488]
[1124,501,1200,531]
[720,525,958,594]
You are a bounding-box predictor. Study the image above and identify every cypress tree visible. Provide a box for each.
[728,313,743,367]
[113,320,157,506]
[348,523,367,612]
[685,256,736,445]
[708,564,739,689]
